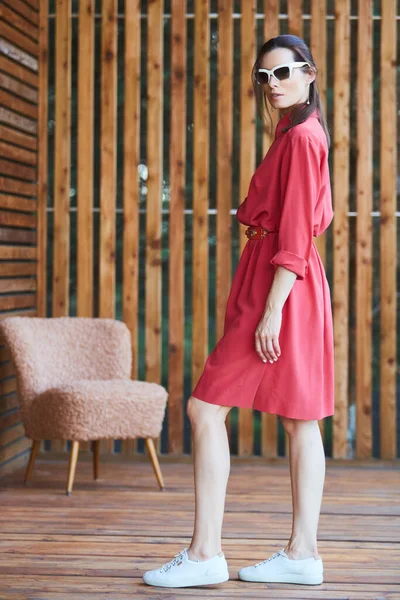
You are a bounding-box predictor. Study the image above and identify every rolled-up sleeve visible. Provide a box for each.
[270,134,320,280]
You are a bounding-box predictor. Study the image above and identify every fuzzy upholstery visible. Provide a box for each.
[0,317,168,441]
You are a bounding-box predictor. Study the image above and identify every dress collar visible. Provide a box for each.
[275,107,319,139]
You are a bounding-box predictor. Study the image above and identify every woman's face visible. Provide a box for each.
[259,47,315,115]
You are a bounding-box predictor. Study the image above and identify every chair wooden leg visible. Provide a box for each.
[93,440,99,480]
[144,438,165,490]
[24,440,41,484]
[66,441,80,496]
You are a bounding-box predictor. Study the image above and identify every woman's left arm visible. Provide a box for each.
[255,266,296,363]
[255,134,321,364]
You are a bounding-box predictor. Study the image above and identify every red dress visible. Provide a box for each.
[192,109,335,420]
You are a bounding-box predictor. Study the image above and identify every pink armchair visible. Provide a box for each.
[0,316,168,495]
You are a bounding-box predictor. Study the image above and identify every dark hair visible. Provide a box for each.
[251,34,331,148]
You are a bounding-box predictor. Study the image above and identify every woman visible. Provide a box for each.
[143,34,334,588]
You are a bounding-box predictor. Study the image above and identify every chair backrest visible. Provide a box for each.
[0,317,132,410]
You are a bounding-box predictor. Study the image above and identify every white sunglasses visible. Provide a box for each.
[256,61,310,85]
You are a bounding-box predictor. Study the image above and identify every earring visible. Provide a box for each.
[306,85,311,105]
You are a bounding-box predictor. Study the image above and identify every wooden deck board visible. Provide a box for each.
[0,459,399,599]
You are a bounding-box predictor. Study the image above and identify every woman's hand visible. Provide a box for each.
[255,306,282,363]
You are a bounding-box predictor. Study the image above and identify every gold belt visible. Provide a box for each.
[245,225,278,240]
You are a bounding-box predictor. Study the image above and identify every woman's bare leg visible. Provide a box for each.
[279,417,325,560]
[186,396,233,561]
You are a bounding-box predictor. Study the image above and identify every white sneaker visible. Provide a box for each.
[143,547,230,588]
[238,549,323,585]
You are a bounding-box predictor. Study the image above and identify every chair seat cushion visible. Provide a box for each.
[29,379,168,441]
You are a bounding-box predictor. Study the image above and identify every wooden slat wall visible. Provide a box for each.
[76,0,94,453]
[122,0,141,456]
[168,0,186,454]
[146,0,163,455]
[0,0,40,476]
[379,0,397,459]
[1,2,398,473]
[287,0,302,38]
[51,0,71,453]
[37,0,48,378]
[332,0,350,458]
[355,0,373,458]
[192,0,210,429]
[98,0,117,454]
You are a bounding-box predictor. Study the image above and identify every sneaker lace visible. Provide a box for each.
[159,548,187,573]
[254,550,283,568]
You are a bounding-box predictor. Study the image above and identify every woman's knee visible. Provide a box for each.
[279,415,317,436]
[187,395,231,425]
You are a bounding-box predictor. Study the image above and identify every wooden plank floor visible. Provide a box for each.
[0,456,399,599]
